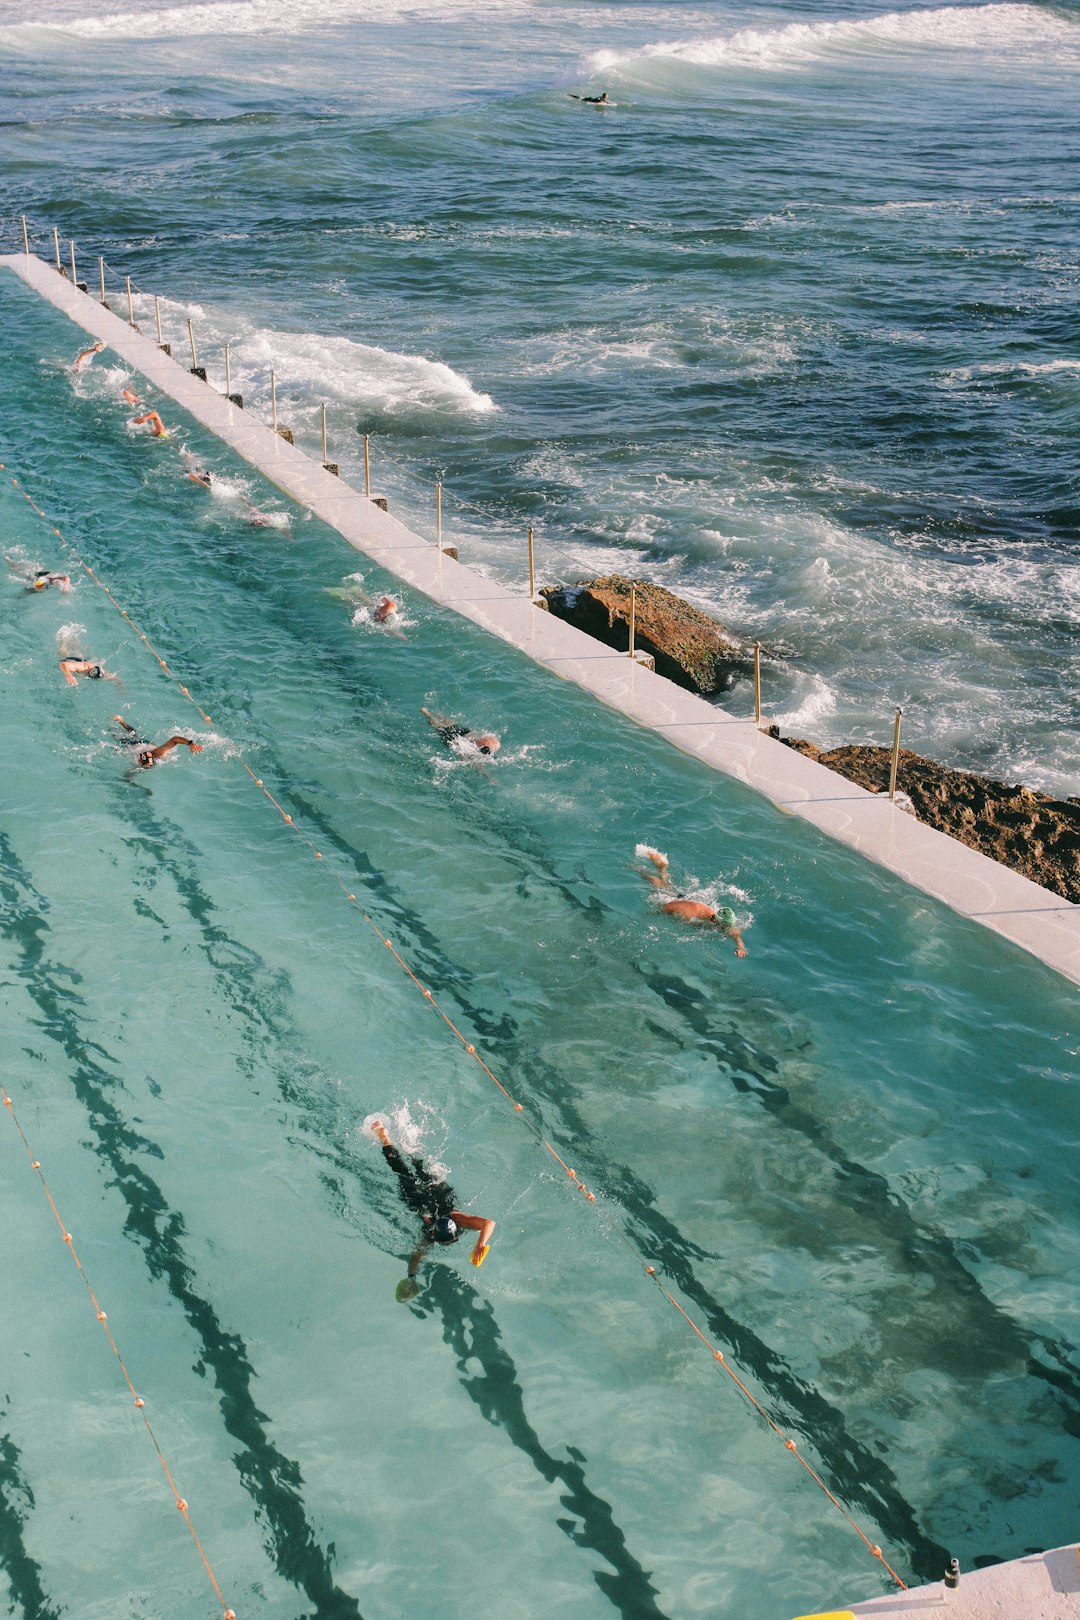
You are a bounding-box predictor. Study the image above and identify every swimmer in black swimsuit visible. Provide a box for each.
[112,715,204,768]
[6,558,72,593]
[421,706,500,757]
[59,656,120,687]
[570,91,608,104]
[370,1119,495,1300]
[181,450,213,489]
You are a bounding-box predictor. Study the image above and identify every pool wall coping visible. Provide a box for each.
[841,1539,1080,1617]
[5,251,1078,989]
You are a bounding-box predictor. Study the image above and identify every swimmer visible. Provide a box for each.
[421,706,500,758]
[58,627,121,687]
[570,91,608,104]
[373,594,397,624]
[112,715,203,768]
[121,386,142,407]
[73,339,106,372]
[59,656,120,687]
[370,1119,495,1301]
[129,410,170,439]
[181,449,213,489]
[636,846,748,957]
[6,558,72,593]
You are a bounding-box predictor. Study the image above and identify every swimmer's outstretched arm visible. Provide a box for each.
[146,736,203,762]
[130,411,168,437]
[727,926,748,959]
[73,340,106,372]
[451,1211,495,1265]
[406,1234,434,1281]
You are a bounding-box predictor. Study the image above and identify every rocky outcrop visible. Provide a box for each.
[541,575,751,693]
[772,733,1080,903]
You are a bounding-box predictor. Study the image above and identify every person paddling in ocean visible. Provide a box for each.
[112,715,204,769]
[636,845,748,956]
[570,91,608,104]
[421,705,500,757]
[370,1119,495,1301]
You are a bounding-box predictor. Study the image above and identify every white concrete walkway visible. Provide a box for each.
[5,252,1079,988]
[841,1540,1079,1618]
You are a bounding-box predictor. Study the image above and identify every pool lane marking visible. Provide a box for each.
[5,462,909,1593]
[0,1084,236,1620]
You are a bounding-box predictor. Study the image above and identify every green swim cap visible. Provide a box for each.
[718,906,736,928]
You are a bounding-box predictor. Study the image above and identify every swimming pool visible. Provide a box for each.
[1,278,1078,1620]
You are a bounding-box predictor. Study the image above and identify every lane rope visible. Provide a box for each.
[4,451,909,1591]
[0,1082,235,1619]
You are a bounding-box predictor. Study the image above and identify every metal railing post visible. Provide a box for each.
[888,707,903,800]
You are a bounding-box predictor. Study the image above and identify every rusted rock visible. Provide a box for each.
[771,731,1080,903]
[541,575,751,693]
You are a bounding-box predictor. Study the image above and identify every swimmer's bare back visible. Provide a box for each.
[661,898,716,924]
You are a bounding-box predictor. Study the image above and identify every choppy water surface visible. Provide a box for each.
[0,3,1078,1617]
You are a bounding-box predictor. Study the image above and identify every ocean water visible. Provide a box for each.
[0,4,1079,1619]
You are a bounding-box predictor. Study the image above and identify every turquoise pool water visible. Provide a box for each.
[1,276,1078,1619]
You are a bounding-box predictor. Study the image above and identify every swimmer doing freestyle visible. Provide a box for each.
[129,410,170,439]
[6,557,71,593]
[370,1119,495,1302]
[57,628,121,687]
[73,340,106,373]
[636,845,748,956]
[421,706,500,757]
[112,715,203,769]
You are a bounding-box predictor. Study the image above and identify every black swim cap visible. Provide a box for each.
[431,1216,459,1245]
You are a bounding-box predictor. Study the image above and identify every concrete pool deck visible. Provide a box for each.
[5,250,1079,989]
[831,1539,1080,1618]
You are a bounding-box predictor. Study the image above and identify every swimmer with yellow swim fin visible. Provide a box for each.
[370,1119,495,1301]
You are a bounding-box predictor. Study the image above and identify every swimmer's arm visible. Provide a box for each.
[728,927,748,958]
[451,1212,495,1262]
[59,661,79,686]
[406,1235,433,1279]
[148,736,203,761]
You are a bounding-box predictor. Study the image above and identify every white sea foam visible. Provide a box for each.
[242,329,496,418]
[941,358,1080,387]
[591,5,1079,77]
[22,0,532,40]
[135,294,495,419]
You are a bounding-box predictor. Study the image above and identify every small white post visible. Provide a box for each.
[888,706,903,801]
[68,240,77,285]
[321,403,328,463]
[53,226,61,272]
[21,215,29,267]
[98,257,106,304]
[436,482,442,549]
[187,318,198,370]
[271,370,278,433]
[364,434,371,497]
[225,343,232,397]
[528,526,535,601]
[628,584,636,658]
[125,276,135,326]
[754,642,762,726]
